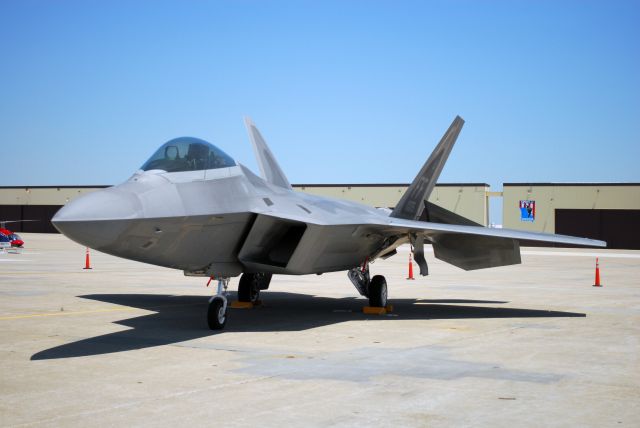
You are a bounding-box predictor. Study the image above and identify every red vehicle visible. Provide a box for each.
[0,221,32,248]
[0,228,23,247]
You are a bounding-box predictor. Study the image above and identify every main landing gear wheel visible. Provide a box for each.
[207,297,227,330]
[238,273,270,303]
[368,275,388,308]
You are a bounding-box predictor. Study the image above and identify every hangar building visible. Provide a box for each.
[1,182,638,249]
[0,184,490,234]
[502,183,640,249]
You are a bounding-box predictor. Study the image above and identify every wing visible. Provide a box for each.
[370,216,605,271]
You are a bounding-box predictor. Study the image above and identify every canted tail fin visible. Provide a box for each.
[390,116,465,220]
[244,117,292,189]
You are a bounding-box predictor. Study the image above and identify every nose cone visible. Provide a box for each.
[52,189,141,249]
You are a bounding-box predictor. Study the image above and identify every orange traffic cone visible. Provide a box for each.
[83,247,92,270]
[593,257,602,287]
[407,251,415,280]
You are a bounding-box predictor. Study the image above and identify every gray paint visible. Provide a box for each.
[52,117,605,279]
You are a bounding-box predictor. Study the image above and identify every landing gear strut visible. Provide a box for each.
[348,260,388,307]
[237,273,272,303]
[207,277,229,330]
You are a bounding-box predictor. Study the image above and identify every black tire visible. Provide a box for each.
[238,273,260,303]
[207,298,227,330]
[368,275,388,308]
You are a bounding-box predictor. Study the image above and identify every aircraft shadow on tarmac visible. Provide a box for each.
[31,292,585,360]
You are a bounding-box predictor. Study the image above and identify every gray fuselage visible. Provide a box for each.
[53,164,393,277]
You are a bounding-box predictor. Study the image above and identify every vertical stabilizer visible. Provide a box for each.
[244,117,292,189]
[390,116,465,220]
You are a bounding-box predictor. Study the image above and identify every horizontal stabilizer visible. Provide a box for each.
[244,117,292,189]
[391,116,465,220]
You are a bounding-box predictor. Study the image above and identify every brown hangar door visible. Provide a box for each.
[0,205,62,233]
[555,209,640,250]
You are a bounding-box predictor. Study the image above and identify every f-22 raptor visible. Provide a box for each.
[52,116,605,329]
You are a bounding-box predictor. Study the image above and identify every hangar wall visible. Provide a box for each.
[0,183,490,232]
[296,183,490,225]
[0,186,108,206]
[3,183,638,248]
[503,183,640,249]
[0,186,109,233]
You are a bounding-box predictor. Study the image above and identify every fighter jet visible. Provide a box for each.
[52,116,605,329]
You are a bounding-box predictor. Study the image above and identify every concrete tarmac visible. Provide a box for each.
[1,234,639,427]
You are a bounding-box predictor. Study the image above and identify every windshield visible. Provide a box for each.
[140,137,236,172]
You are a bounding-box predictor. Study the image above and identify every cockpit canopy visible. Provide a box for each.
[140,137,236,173]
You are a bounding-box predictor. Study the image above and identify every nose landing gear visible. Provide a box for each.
[207,277,229,330]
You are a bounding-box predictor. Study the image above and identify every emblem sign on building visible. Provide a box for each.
[519,200,535,222]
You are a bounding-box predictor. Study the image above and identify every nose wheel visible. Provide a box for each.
[207,277,229,330]
[207,296,227,329]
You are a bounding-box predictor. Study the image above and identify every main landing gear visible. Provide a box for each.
[237,273,272,303]
[207,277,229,330]
[348,260,388,308]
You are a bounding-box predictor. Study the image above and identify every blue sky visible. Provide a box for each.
[1,1,638,220]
